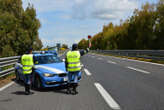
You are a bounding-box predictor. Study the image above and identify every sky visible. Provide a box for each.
[22,0,159,47]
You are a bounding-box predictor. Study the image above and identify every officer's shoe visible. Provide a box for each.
[66,87,71,94]
[25,91,30,95]
[72,87,78,95]
[72,90,78,95]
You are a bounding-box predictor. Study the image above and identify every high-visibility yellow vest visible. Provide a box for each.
[66,51,81,72]
[21,54,34,74]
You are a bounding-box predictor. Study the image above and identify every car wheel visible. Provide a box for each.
[34,76,42,90]
[15,70,20,82]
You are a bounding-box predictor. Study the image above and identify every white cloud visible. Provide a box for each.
[22,0,140,47]
[23,0,138,20]
[72,0,138,20]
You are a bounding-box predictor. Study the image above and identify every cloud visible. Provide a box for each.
[72,0,138,20]
[22,0,140,47]
[23,0,138,20]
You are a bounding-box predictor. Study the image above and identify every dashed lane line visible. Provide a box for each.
[127,66,150,74]
[84,68,92,76]
[97,57,103,60]
[107,60,117,64]
[0,82,15,92]
[94,83,121,110]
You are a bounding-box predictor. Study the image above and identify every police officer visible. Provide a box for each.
[65,44,82,95]
[21,48,34,95]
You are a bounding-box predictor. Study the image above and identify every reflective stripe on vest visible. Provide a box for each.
[21,54,34,74]
[68,61,80,64]
[66,51,81,72]
[68,66,82,69]
[23,65,33,67]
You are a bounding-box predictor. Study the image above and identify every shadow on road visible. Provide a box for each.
[36,86,68,95]
[11,91,26,95]
[11,79,69,95]
[11,91,35,95]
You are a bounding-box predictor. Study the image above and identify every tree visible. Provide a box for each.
[78,39,88,49]
[79,1,164,50]
[62,44,68,49]
[0,0,42,57]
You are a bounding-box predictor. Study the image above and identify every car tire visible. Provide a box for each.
[15,70,20,82]
[34,76,42,90]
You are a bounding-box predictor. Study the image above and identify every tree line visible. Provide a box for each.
[78,0,164,50]
[0,0,43,57]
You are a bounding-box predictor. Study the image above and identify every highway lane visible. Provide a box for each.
[83,53,164,110]
[90,53,164,80]
[90,53,164,74]
[1,53,164,110]
[0,71,111,110]
[0,53,111,110]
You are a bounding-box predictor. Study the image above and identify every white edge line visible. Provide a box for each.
[93,53,164,67]
[109,56,164,67]
[94,83,121,110]
[84,68,92,76]
[127,66,150,74]
[0,82,15,92]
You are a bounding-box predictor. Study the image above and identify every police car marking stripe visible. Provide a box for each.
[35,65,64,74]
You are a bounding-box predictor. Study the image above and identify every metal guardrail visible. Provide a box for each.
[0,56,20,78]
[91,50,164,61]
[0,50,68,78]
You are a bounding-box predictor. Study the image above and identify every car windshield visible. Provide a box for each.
[34,55,62,64]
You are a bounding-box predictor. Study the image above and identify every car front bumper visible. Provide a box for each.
[41,76,68,88]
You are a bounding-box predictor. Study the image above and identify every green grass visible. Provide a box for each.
[0,72,15,87]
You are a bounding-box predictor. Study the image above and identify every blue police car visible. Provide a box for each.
[44,50,58,56]
[15,53,82,89]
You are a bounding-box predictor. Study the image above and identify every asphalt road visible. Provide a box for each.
[1,53,164,110]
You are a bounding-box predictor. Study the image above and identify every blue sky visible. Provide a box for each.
[22,0,158,47]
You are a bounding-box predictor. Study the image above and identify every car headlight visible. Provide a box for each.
[43,73,56,77]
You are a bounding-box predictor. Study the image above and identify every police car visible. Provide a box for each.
[15,53,82,89]
[44,50,58,56]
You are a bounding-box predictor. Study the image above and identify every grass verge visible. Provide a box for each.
[0,73,15,88]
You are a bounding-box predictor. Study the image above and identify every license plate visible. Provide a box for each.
[64,77,68,81]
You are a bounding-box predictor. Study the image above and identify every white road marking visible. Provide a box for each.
[84,68,92,76]
[98,57,103,60]
[109,56,164,67]
[0,82,15,92]
[94,83,121,110]
[107,60,117,64]
[125,58,164,67]
[127,66,150,74]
